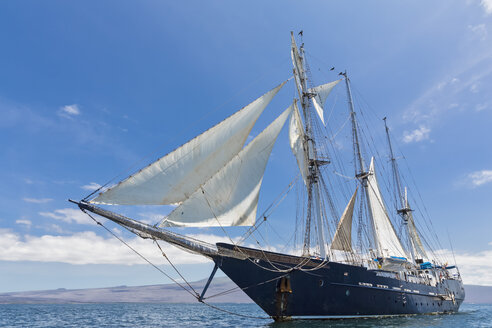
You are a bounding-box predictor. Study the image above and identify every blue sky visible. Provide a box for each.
[1,1,492,292]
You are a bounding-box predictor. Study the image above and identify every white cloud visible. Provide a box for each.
[476,103,488,111]
[58,104,80,119]
[468,24,488,40]
[481,0,492,15]
[402,46,492,129]
[39,208,98,225]
[467,170,492,187]
[81,182,102,191]
[0,229,228,265]
[402,126,431,143]
[137,212,169,225]
[15,219,32,227]
[23,197,53,204]
[1,226,492,285]
[438,244,492,285]
[470,83,480,93]
[47,224,66,234]
[62,104,80,115]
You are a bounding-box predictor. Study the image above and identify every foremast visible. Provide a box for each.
[290,32,327,258]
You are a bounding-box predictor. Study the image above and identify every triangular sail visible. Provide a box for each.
[331,188,358,252]
[406,198,427,260]
[91,82,286,205]
[159,105,293,227]
[308,80,341,125]
[366,157,407,258]
[288,101,309,185]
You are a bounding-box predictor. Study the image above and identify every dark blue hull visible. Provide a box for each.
[213,243,464,320]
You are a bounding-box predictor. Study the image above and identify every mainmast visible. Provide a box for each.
[291,32,327,258]
[341,72,379,257]
[342,72,366,177]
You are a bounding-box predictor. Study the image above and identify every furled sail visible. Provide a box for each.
[290,32,305,95]
[91,82,286,205]
[406,197,427,260]
[366,157,407,258]
[308,80,341,125]
[330,188,358,252]
[159,104,293,227]
[288,100,309,185]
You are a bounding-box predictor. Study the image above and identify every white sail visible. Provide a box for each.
[366,157,407,258]
[288,101,309,185]
[406,197,427,260]
[308,80,341,125]
[291,33,305,95]
[91,82,286,205]
[160,105,293,227]
[331,188,358,252]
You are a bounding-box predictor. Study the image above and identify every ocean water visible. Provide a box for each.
[0,303,490,328]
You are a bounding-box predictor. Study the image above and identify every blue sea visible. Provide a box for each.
[0,303,491,327]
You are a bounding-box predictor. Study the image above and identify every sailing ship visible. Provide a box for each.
[70,32,464,320]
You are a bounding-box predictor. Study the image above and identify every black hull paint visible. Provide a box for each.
[213,243,464,319]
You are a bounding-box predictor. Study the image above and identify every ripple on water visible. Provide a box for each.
[0,303,490,328]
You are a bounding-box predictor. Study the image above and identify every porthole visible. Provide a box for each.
[346,289,350,296]
[319,279,324,287]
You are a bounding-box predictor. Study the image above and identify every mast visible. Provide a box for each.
[341,71,379,257]
[384,118,405,208]
[343,72,366,177]
[291,32,327,258]
[383,118,416,261]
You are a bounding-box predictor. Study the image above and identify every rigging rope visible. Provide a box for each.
[198,175,323,274]
[80,208,271,320]
[152,238,199,297]
[83,65,294,203]
[80,208,199,299]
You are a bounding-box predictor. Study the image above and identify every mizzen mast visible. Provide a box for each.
[384,118,427,261]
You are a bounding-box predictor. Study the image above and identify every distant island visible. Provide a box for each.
[0,277,490,304]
